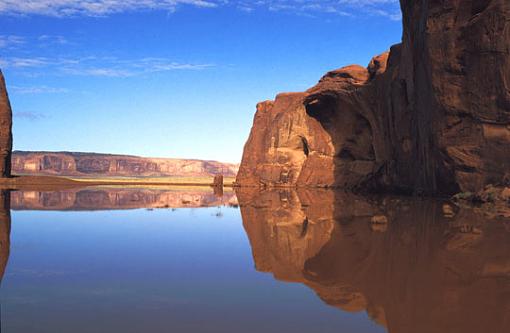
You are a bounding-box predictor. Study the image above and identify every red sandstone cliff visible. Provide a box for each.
[0,71,12,178]
[12,151,239,178]
[237,0,510,195]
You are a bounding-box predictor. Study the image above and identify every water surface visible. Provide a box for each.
[0,187,508,332]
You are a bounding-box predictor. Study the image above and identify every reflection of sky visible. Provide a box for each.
[1,207,384,333]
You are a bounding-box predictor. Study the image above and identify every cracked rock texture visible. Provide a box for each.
[237,0,510,195]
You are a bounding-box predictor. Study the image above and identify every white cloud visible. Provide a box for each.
[38,34,68,45]
[0,35,25,48]
[236,0,400,19]
[0,55,214,77]
[0,57,49,68]
[0,0,220,17]
[13,111,47,120]
[0,0,401,20]
[10,85,69,94]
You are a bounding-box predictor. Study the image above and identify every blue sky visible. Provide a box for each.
[0,0,402,163]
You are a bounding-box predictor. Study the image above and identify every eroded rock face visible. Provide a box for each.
[12,151,239,178]
[0,71,13,178]
[237,188,510,332]
[237,0,510,195]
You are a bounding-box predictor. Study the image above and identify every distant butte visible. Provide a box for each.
[237,0,510,195]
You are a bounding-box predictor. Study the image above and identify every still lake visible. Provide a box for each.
[0,187,508,332]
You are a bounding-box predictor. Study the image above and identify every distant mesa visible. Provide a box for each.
[12,151,239,179]
[237,0,510,195]
[0,70,238,181]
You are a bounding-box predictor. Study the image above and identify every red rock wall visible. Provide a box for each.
[0,71,13,178]
[237,0,510,195]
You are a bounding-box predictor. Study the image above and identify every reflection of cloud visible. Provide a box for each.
[0,0,401,20]
[13,111,47,121]
[0,56,214,77]
[11,85,69,94]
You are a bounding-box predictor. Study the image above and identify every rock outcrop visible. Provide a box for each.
[0,71,13,178]
[237,0,510,195]
[12,151,239,178]
[237,188,510,332]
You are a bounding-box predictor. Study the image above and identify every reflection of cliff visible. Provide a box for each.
[238,189,510,333]
[0,190,11,282]
[11,188,238,211]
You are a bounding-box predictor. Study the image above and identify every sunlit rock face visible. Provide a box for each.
[12,151,239,178]
[237,0,510,195]
[0,71,13,178]
[238,189,510,333]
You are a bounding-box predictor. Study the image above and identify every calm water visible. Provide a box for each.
[0,187,509,332]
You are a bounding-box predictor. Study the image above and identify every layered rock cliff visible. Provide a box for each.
[12,151,239,178]
[237,0,510,195]
[0,71,13,178]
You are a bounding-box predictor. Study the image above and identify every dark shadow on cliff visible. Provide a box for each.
[236,187,510,333]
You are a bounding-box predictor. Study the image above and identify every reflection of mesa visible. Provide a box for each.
[237,1,510,196]
[10,188,238,211]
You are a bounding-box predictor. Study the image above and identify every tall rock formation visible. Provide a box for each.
[0,71,13,178]
[237,0,510,195]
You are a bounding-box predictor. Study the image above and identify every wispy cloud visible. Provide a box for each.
[13,111,47,120]
[38,34,68,45]
[240,0,401,20]
[10,85,69,94]
[0,35,25,49]
[0,57,49,68]
[0,0,220,17]
[0,56,214,77]
[0,0,401,20]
